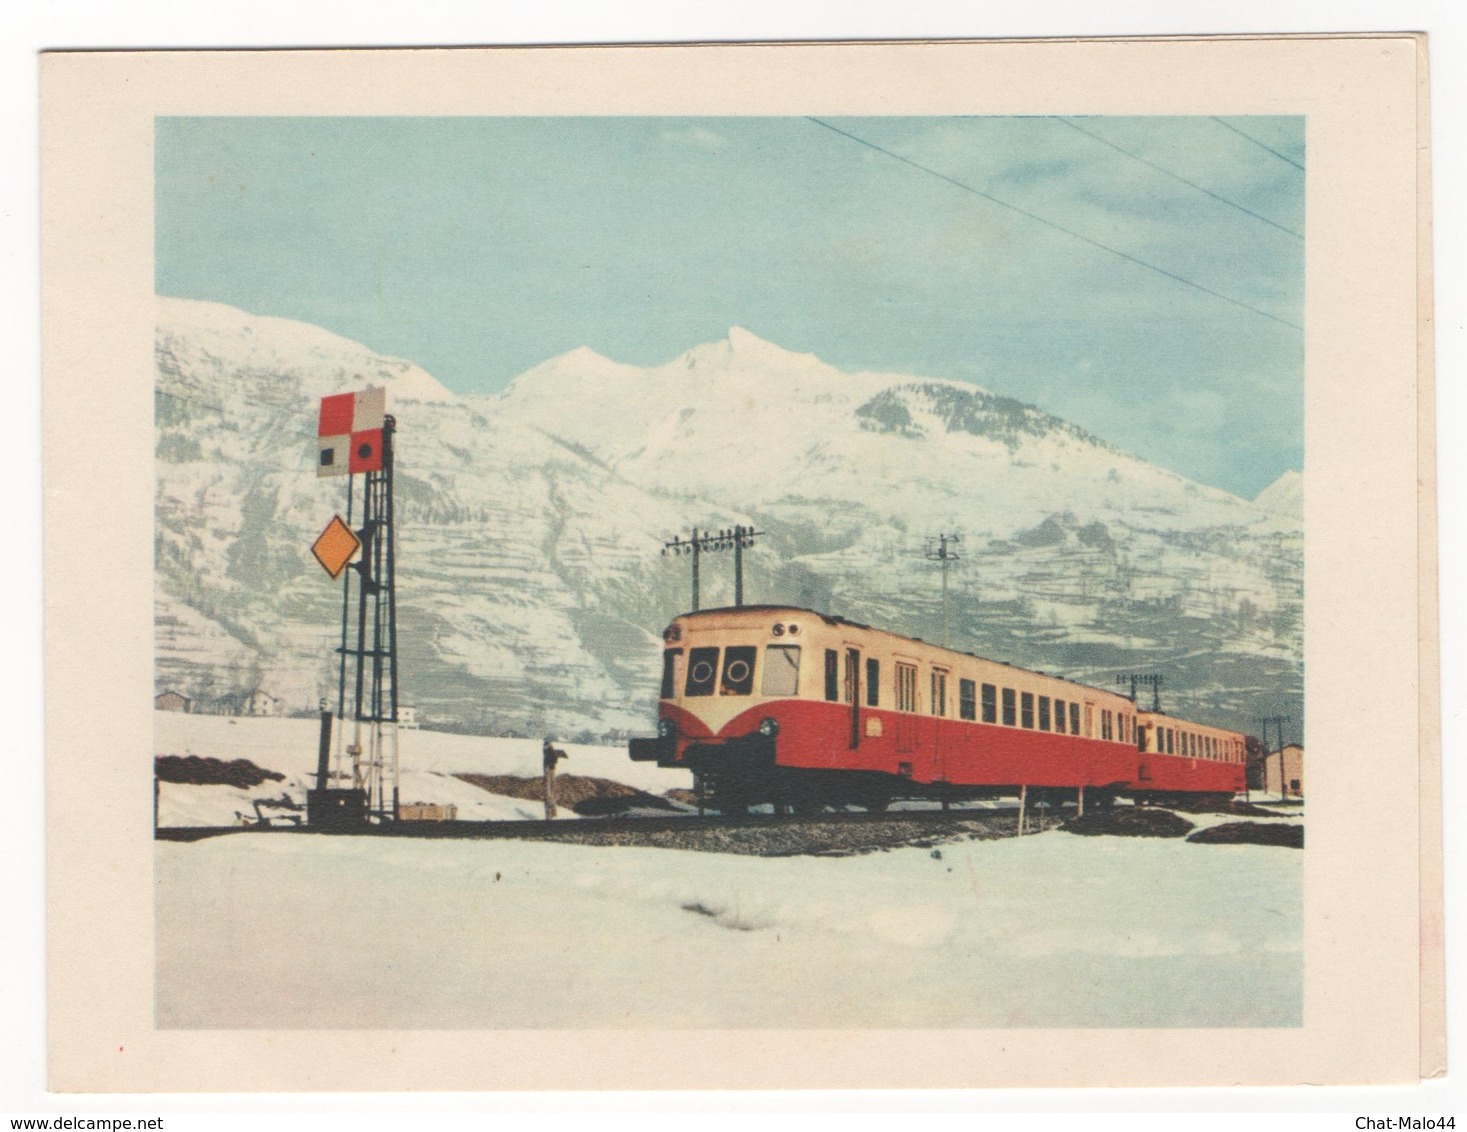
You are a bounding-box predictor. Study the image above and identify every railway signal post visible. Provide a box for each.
[309,386,402,829]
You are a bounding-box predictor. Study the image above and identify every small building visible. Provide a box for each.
[209,688,281,717]
[1260,743,1304,799]
[244,688,279,717]
[154,690,192,713]
[398,705,419,730]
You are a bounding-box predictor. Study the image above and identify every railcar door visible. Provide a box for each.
[843,646,861,748]
[930,666,949,783]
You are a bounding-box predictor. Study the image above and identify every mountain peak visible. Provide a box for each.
[1253,468,1302,516]
[672,326,828,376]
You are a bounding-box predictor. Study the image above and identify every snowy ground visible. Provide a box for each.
[154,713,1301,1029]
[153,712,693,826]
[156,834,1300,1030]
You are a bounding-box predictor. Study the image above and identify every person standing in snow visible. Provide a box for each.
[542,738,568,820]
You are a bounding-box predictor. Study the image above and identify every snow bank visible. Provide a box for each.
[156,825,1301,1029]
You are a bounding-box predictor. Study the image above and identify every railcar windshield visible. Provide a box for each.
[720,646,757,695]
[761,644,801,695]
[685,647,719,696]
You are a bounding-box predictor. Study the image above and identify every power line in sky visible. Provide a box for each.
[1052,116,1303,241]
[1210,117,1306,172]
[805,117,1302,334]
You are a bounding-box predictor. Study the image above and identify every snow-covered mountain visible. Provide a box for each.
[1253,469,1303,519]
[155,298,1303,736]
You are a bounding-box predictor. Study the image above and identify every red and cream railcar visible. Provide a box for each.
[630,605,1236,811]
[1132,709,1247,801]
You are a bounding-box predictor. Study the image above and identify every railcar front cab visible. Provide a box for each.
[628,607,806,771]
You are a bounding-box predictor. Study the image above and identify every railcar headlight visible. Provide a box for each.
[758,717,779,737]
[657,718,675,739]
[772,623,785,637]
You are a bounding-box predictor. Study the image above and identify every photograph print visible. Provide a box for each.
[151,114,1305,1030]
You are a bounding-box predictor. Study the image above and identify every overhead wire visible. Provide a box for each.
[1051,116,1302,240]
[1209,117,1306,172]
[805,116,1302,334]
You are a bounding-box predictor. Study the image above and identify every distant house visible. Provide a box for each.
[245,689,279,717]
[154,690,192,713]
[398,705,419,730]
[209,688,281,717]
[1260,743,1304,799]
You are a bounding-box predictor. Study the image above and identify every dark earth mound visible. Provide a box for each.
[1187,822,1304,848]
[1063,808,1195,838]
[455,772,676,816]
[155,754,285,789]
[1159,797,1288,818]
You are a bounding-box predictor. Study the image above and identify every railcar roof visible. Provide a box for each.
[677,606,1246,735]
[673,604,1129,701]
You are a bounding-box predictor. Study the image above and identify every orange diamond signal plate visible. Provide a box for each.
[312,515,360,579]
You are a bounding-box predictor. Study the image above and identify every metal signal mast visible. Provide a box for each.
[309,388,400,828]
[662,525,763,610]
[925,534,961,647]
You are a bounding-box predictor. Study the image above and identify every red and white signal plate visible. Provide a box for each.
[311,515,361,579]
[317,386,386,477]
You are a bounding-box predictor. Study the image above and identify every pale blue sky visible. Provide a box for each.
[156,116,1303,498]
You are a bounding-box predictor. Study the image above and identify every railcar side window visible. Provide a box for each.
[760,645,801,696]
[1038,696,1052,731]
[719,646,757,696]
[866,658,880,706]
[1100,709,1112,740]
[959,679,976,721]
[685,647,719,697]
[1054,698,1066,734]
[824,650,839,702]
[1070,702,1081,735]
[660,649,683,699]
[931,669,948,716]
[1165,728,1175,754]
[1083,703,1093,737]
[1021,691,1034,729]
[982,683,997,724]
[896,662,918,712]
[1002,688,1016,726]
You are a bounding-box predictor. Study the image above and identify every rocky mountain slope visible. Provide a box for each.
[155,298,1303,736]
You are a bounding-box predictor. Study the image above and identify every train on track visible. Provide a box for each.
[630,605,1248,814]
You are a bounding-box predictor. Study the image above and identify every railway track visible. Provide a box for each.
[155,804,1063,856]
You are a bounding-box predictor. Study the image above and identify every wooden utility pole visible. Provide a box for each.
[1116,673,1164,711]
[663,525,764,611]
[925,534,961,648]
[1258,714,1293,800]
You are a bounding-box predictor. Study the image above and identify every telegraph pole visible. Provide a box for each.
[925,534,961,647]
[1116,673,1164,711]
[1258,714,1293,800]
[662,525,764,611]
